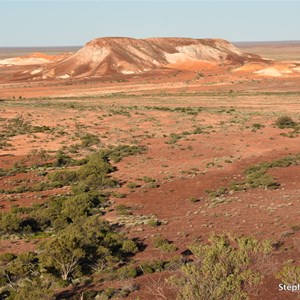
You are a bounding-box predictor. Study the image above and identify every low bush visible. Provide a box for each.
[115,204,131,216]
[167,234,272,300]
[275,116,296,129]
[0,212,22,234]
[80,133,100,147]
[48,170,78,187]
[153,236,177,252]
[122,240,138,254]
[116,265,138,279]
[276,264,300,284]
[139,259,166,274]
[52,151,74,167]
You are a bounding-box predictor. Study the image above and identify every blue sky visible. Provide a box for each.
[1,1,299,46]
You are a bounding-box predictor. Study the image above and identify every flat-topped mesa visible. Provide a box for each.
[44,37,261,79]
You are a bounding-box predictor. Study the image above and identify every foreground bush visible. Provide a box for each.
[39,216,137,281]
[167,234,272,300]
[276,264,300,284]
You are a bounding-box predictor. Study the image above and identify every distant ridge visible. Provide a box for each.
[2,37,300,81]
[32,37,261,79]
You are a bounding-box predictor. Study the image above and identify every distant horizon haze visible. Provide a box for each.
[0,39,300,49]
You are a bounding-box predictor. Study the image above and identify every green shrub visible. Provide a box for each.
[12,279,55,300]
[276,264,300,284]
[3,116,52,138]
[62,192,104,222]
[0,252,39,294]
[53,151,74,167]
[275,116,296,129]
[80,133,100,147]
[0,212,21,234]
[206,154,300,201]
[127,182,140,189]
[153,236,177,252]
[48,170,78,187]
[139,259,166,274]
[39,217,130,281]
[251,123,265,132]
[115,204,131,216]
[143,176,156,183]
[112,192,126,198]
[147,219,160,227]
[193,127,206,134]
[116,266,137,279]
[104,145,146,163]
[76,152,116,190]
[167,234,272,300]
[122,240,138,254]
[244,169,279,189]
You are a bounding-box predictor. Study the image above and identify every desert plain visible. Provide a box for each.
[0,38,300,299]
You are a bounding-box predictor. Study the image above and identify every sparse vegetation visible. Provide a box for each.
[0,143,146,298]
[1,74,300,299]
[207,153,300,201]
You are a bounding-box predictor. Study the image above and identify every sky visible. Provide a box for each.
[0,1,299,47]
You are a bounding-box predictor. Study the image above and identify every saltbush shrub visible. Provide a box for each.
[275,116,296,129]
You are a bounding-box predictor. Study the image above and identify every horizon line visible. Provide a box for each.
[1,39,300,48]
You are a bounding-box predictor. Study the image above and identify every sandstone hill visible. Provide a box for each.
[1,37,299,81]
[44,37,261,79]
[1,37,261,80]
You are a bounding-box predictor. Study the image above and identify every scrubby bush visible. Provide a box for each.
[39,225,86,280]
[275,116,296,129]
[76,152,116,190]
[153,236,178,252]
[10,279,54,300]
[122,240,138,254]
[80,133,100,147]
[126,182,140,189]
[147,219,160,227]
[116,265,137,279]
[0,212,21,234]
[53,151,74,167]
[0,252,39,293]
[103,145,146,163]
[244,168,279,189]
[62,192,104,222]
[167,234,272,300]
[139,259,166,274]
[39,216,135,281]
[48,169,78,187]
[115,204,131,216]
[276,264,300,284]
[49,151,116,190]
[142,176,156,183]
